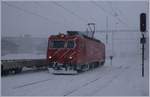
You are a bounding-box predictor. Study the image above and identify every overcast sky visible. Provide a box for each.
[2,0,149,37]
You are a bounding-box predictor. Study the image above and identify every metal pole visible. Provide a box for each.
[142,34,145,77]
[140,12,146,77]
[106,16,108,44]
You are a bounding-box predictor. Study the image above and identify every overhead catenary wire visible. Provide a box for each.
[52,2,88,24]
[34,2,98,27]
[4,2,140,34]
[109,2,131,24]
[3,2,62,25]
[91,1,128,27]
[34,2,69,23]
[108,2,129,27]
[95,29,139,33]
[33,2,70,30]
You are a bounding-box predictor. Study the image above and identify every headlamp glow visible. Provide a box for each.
[69,56,72,59]
[49,56,52,59]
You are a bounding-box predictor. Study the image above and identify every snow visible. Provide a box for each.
[1,57,149,96]
[1,1,149,96]
[1,31,149,96]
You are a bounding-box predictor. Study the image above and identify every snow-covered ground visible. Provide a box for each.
[1,56,149,96]
[1,1,149,96]
[1,31,149,96]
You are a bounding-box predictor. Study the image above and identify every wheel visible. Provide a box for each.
[1,71,4,76]
[1,66,4,76]
[14,68,22,74]
[100,60,105,66]
[81,64,90,71]
[76,69,82,73]
[94,62,100,68]
[75,65,82,72]
[89,63,94,69]
[94,63,97,68]
[35,66,44,70]
[3,70,9,76]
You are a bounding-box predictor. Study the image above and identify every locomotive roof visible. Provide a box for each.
[67,31,101,43]
[49,31,102,44]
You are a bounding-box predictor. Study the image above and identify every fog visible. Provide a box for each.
[1,1,149,96]
[2,1,148,37]
[1,1,149,58]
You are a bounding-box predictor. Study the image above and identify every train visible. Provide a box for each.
[1,58,48,75]
[47,31,105,74]
[1,31,105,75]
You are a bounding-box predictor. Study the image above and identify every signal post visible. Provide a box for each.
[140,13,146,77]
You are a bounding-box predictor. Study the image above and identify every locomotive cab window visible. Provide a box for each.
[49,40,65,48]
[67,41,75,48]
[48,41,53,48]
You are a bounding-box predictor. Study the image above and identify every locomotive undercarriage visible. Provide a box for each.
[48,62,77,74]
[48,61,104,74]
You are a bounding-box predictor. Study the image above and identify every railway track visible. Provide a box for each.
[13,77,55,89]
[63,65,130,96]
[10,65,110,93]
[63,67,112,96]
[2,64,131,96]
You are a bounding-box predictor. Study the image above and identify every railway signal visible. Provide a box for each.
[140,13,146,32]
[140,13,146,77]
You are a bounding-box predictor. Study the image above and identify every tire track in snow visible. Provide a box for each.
[64,65,129,96]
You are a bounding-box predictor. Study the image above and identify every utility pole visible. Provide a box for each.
[106,16,108,44]
[141,34,145,77]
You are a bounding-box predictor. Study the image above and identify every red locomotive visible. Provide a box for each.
[47,31,105,74]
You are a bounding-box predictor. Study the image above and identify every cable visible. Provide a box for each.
[91,1,114,16]
[3,2,61,25]
[108,2,129,27]
[33,2,70,30]
[52,2,88,24]
[95,29,139,33]
[91,1,128,27]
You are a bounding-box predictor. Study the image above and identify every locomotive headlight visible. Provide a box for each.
[69,56,72,59]
[49,56,52,59]
[60,34,64,37]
